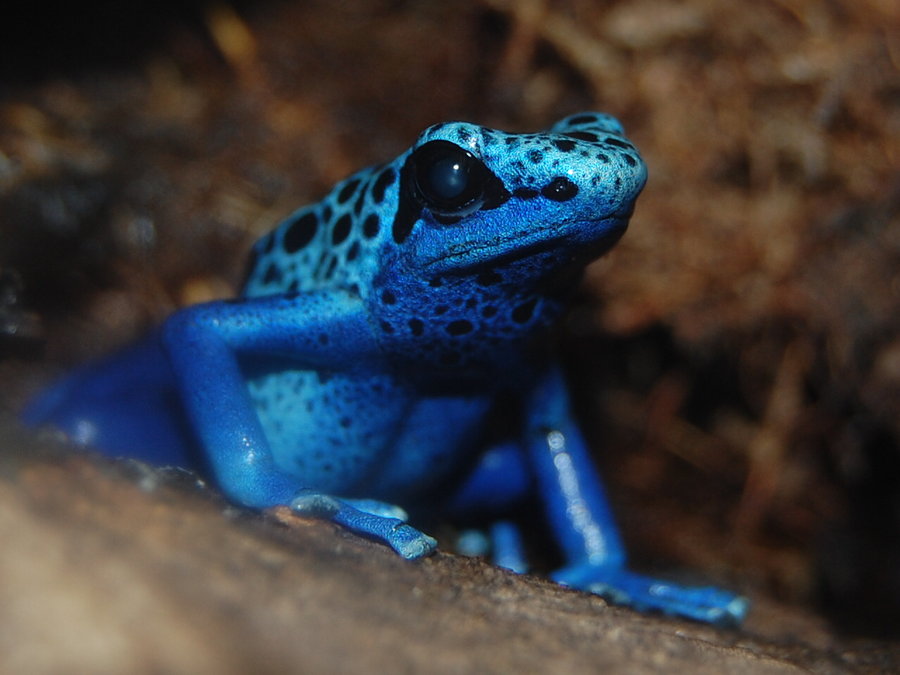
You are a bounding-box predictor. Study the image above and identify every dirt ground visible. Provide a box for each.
[1,0,899,671]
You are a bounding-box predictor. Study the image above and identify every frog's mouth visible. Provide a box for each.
[423,214,628,277]
[426,234,562,276]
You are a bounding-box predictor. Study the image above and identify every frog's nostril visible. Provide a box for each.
[540,177,579,202]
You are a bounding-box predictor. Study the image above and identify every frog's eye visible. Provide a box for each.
[409,140,488,217]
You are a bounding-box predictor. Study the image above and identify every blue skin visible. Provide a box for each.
[24,113,748,625]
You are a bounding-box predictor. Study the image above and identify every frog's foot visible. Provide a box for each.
[290,490,437,560]
[489,521,529,573]
[455,521,529,574]
[552,563,749,626]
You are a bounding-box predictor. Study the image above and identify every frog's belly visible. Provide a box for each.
[248,369,492,501]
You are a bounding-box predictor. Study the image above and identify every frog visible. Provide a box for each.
[24,113,748,625]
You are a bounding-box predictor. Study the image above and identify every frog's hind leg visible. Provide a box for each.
[22,331,200,468]
[444,441,534,516]
[444,441,534,573]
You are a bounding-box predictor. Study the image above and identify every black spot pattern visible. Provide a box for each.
[337,179,360,204]
[363,214,380,238]
[408,318,424,336]
[567,113,600,125]
[455,129,477,146]
[541,177,578,202]
[512,298,537,323]
[346,241,360,261]
[283,212,318,253]
[564,131,598,142]
[352,189,366,215]
[446,319,473,336]
[262,263,282,285]
[371,168,396,204]
[604,137,633,150]
[323,255,338,279]
[332,214,352,245]
[513,187,539,199]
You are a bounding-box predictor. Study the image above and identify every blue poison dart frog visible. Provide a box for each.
[24,113,748,625]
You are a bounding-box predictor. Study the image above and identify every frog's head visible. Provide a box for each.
[394,113,645,276]
[371,113,647,373]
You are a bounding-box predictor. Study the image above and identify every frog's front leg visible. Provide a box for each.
[525,365,749,625]
[161,290,435,559]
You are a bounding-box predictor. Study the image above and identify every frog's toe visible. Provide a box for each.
[389,523,438,559]
[552,563,748,626]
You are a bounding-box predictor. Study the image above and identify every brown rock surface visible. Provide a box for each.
[3,416,894,674]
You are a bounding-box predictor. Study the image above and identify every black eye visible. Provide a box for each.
[409,140,487,217]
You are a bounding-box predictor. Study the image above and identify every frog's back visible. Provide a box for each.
[242,162,401,298]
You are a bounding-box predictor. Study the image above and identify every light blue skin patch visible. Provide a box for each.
[24,113,748,625]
